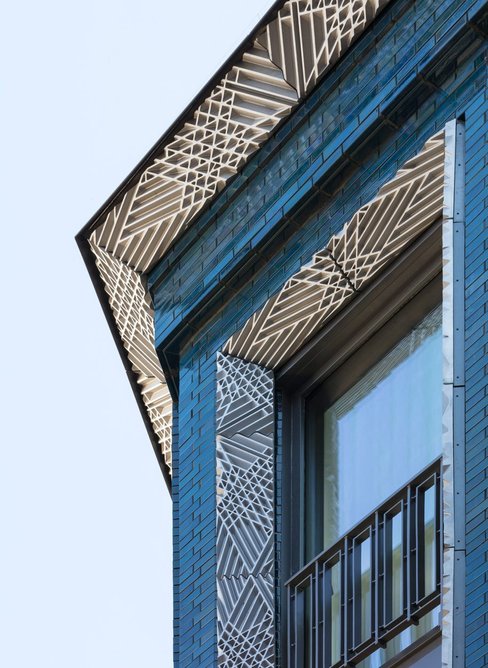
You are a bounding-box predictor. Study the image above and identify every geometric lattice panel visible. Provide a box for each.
[224,130,445,368]
[84,0,392,474]
[92,42,298,275]
[90,240,173,471]
[258,0,390,98]
[328,132,445,288]
[216,353,275,667]
[224,250,353,368]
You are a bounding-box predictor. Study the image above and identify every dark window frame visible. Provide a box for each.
[276,220,443,666]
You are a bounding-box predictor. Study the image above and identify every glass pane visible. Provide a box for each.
[360,538,372,643]
[423,485,436,596]
[326,560,341,666]
[385,510,404,623]
[356,606,441,668]
[322,307,442,549]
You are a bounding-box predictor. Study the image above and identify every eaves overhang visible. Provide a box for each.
[76,0,391,491]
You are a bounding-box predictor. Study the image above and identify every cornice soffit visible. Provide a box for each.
[79,0,392,477]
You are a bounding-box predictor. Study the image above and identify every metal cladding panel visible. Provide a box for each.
[224,131,445,368]
[217,123,472,666]
[82,0,392,474]
[89,240,173,470]
[257,0,390,98]
[216,353,275,667]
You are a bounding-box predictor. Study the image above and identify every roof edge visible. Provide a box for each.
[76,234,172,493]
[75,0,284,243]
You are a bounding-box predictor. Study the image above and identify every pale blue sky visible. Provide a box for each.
[1,1,273,666]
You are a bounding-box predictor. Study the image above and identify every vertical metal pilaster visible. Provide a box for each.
[442,119,466,668]
[216,353,276,667]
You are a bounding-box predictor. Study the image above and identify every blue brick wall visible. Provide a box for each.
[174,351,217,666]
[151,1,488,665]
[150,0,488,351]
[464,89,488,667]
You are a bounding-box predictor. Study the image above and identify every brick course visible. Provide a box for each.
[151,1,488,664]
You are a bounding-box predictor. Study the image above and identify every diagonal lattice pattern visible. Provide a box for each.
[93,43,297,274]
[328,132,445,288]
[218,575,275,668]
[258,0,390,98]
[224,251,353,368]
[216,353,275,666]
[90,241,173,470]
[85,0,391,472]
[224,130,445,368]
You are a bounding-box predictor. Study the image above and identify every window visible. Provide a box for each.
[305,304,442,558]
[279,224,443,668]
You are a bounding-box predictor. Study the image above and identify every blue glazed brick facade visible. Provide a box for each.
[464,89,488,667]
[150,1,488,665]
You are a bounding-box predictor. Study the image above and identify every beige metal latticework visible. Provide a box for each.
[86,0,391,472]
[90,242,173,470]
[224,131,445,368]
[257,0,390,98]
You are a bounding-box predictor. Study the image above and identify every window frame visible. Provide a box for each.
[277,220,443,665]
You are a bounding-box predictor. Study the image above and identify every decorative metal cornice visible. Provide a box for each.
[82,0,391,475]
[258,0,390,98]
[224,131,445,368]
[91,42,297,274]
[90,241,173,470]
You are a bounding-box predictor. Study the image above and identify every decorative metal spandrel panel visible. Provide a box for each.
[224,130,445,368]
[90,241,172,470]
[218,574,275,668]
[216,353,275,667]
[90,0,392,276]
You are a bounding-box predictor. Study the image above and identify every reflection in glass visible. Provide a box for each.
[383,508,404,625]
[321,307,442,550]
[327,560,341,665]
[423,484,437,596]
[357,607,441,668]
[360,537,371,644]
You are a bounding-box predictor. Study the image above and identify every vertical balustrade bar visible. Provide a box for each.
[321,561,327,668]
[435,471,442,591]
[369,524,378,641]
[406,485,413,621]
[287,587,294,668]
[314,563,319,668]
[296,586,302,668]
[324,564,331,668]
[371,525,376,645]
[375,512,381,642]
[343,537,350,666]
[352,538,360,650]
[416,483,426,603]
[386,513,391,628]
[307,577,313,668]
[340,544,346,667]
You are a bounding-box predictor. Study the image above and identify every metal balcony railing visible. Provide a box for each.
[286,459,442,668]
